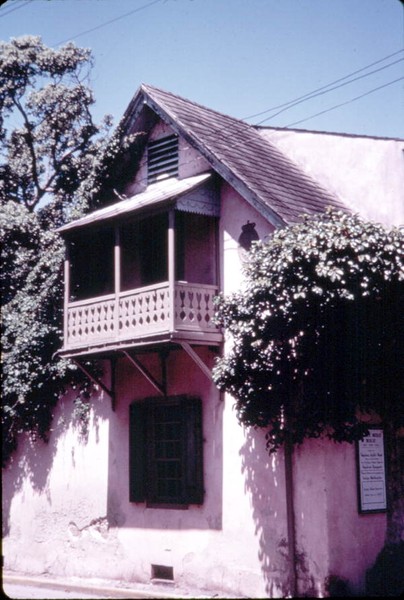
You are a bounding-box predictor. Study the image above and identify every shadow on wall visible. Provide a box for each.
[2,386,110,538]
[242,432,337,598]
[240,427,293,598]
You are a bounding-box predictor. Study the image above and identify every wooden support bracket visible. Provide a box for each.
[123,350,166,396]
[179,342,212,381]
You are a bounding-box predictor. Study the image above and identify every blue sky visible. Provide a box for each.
[1,0,403,138]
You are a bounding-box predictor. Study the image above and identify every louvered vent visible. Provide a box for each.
[147,135,179,184]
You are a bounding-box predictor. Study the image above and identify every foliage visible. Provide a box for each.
[1,201,68,459]
[213,209,404,453]
[324,575,351,598]
[0,36,136,465]
[73,396,91,438]
[366,541,404,596]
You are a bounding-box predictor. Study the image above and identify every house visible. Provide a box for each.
[2,84,403,598]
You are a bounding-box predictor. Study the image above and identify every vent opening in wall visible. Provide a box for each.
[147,135,179,184]
[151,564,174,582]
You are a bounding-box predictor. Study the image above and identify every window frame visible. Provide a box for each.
[129,395,204,508]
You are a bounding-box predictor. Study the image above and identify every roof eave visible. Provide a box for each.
[118,84,147,132]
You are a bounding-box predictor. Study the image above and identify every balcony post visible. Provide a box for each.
[114,225,121,336]
[168,210,176,332]
[64,243,70,348]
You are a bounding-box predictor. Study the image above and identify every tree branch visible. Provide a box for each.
[12,97,43,210]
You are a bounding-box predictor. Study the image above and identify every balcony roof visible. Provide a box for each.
[58,172,212,234]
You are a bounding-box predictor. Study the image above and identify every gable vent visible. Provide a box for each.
[147,135,179,184]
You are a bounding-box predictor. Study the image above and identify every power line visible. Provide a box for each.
[0,0,34,19]
[281,76,404,129]
[254,57,404,126]
[3,0,399,136]
[55,0,164,46]
[244,48,404,121]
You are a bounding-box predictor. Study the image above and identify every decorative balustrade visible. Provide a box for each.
[174,282,217,331]
[67,295,116,347]
[119,283,171,338]
[65,282,220,351]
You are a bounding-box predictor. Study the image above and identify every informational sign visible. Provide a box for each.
[357,428,387,513]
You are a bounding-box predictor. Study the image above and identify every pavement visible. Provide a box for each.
[2,571,222,599]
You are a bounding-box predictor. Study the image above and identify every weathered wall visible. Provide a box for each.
[3,384,386,596]
[292,438,386,596]
[2,385,111,576]
[219,180,275,294]
[2,352,288,598]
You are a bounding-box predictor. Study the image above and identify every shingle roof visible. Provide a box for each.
[122,84,347,226]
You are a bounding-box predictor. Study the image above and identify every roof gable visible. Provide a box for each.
[120,84,347,226]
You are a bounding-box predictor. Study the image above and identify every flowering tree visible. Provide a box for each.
[213,209,403,543]
[0,36,135,464]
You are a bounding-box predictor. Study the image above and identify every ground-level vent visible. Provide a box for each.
[151,564,174,582]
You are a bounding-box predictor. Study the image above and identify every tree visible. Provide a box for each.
[213,208,404,543]
[0,36,134,465]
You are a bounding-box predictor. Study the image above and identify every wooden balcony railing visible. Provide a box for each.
[64,282,221,354]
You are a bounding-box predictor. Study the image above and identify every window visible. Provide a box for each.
[129,396,204,507]
[147,135,179,184]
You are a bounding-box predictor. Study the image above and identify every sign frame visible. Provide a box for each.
[356,427,387,514]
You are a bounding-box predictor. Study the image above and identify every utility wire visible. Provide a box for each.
[55,0,164,46]
[244,48,404,121]
[4,0,398,136]
[281,76,404,129]
[255,57,404,125]
[0,0,34,19]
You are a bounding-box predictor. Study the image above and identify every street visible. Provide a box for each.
[3,583,116,599]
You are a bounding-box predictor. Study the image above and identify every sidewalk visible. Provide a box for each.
[2,570,219,599]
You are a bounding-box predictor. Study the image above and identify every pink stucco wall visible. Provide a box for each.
[220,181,275,294]
[2,386,111,576]
[3,373,386,596]
[2,352,289,598]
[292,438,386,595]
[262,128,404,227]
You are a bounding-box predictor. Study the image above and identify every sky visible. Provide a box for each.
[1,0,403,138]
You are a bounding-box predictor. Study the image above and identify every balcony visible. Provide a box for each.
[58,174,222,358]
[64,281,221,356]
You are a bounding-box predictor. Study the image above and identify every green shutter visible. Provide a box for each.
[130,397,204,506]
[183,397,204,505]
[129,402,146,502]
